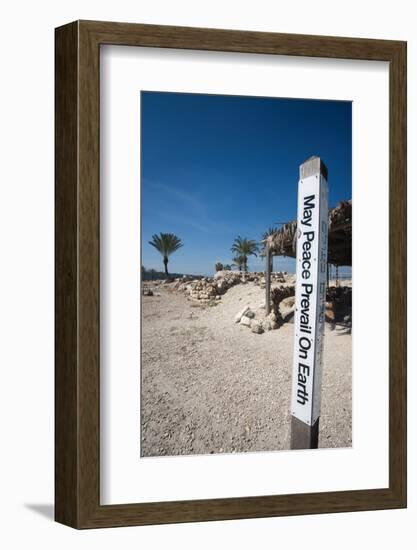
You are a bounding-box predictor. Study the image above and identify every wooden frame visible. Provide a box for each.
[55,20,407,529]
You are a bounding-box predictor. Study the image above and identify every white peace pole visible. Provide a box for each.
[290,157,329,449]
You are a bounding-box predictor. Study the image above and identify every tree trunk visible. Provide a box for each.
[265,247,271,315]
[244,257,248,272]
[163,256,169,277]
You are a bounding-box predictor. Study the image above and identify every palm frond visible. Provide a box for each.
[148,232,183,257]
[231,236,259,256]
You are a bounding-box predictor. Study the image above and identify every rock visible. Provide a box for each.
[216,279,228,293]
[251,321,264,334]
[262,318,278,331]
[142,289,153,296]
[261,319,272,331]
[234,305,250,323]
[279,296,295,322]
[240,315,252,327]
[267,311,277,322]
[206,286,217,297]
[325,301,335,322]
[245,309,255,319]
[271,285,295,314]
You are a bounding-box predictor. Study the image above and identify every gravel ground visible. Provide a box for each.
[141,282,352,457]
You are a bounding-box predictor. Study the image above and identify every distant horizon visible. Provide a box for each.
[141,263,353,279]
[141,91,352,277]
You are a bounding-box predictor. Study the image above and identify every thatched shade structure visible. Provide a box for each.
[265,200,352,267]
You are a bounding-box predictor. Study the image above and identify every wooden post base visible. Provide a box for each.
[290,416,319,449]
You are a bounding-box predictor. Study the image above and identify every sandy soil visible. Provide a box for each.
[141,281,352,457]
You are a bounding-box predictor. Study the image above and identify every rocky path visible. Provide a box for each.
[141,283,352,457]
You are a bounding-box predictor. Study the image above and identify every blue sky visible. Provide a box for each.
[141,91,351,276]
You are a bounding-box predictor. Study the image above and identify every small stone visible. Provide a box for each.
[251,321,264,334]
[240,315,252,327]
[279,296,295,322]
[263,317,278,331]
[234,305,250,323]
[245,309,255,319]
[142,289,153,296]
[261,318,273,331]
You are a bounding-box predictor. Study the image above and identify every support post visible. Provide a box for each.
[291,416,319,449]
[265,246,271,315]
[290,156,329,450]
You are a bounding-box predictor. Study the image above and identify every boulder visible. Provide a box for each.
[279,296,295,322]
[142,289,153,296]
[206,286,217,297]
[251,321,264,334]
[234,305,250,323]
[240,315,252,327]
[261,319,272,331]
[325,301,335,322]
[216,279,228,293]
[262,318,278,331]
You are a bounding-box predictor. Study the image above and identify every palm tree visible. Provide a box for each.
[148,233,183,278]
[231,236,259,273]
[232,255,245,272]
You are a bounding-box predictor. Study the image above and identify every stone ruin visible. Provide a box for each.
[166,270,290,304]
[325,285,352,327]
[234,285,296,334]
[144,270,351,335]
[233,283,352,335]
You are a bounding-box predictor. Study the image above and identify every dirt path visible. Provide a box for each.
[141,283,352,456]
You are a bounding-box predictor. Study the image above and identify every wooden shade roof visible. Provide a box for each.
[265,200,352,267]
